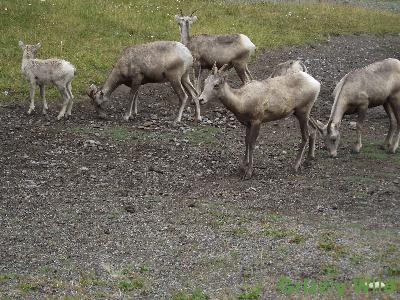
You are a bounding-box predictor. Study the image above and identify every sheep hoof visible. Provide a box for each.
[351,144,362,154]
[379,144,389,150]
[123,115,130,121]
[242,167,254,180]
[57,114,64,120]
[388,147,397,154]
[27,108,35,114]
[195,116,202,123]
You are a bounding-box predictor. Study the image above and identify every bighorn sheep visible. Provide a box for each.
[87,41,200,122]
[175,12,256,91]
[311,58,400,157]
[199,64,320,179]
[19,41,75,119]
[270,59,307,78]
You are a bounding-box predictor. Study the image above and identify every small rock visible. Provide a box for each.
[80,167,89,171]
[125,205,136,213]
[349,121,357,130]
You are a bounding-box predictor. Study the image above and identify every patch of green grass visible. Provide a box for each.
[118,278,144,292]
[238,286,263,299]
[317,232,347,257]
[172,289,209,300]
[183,126,221,145]
[79,272,107,288]
[289,234,306,244]
[321,264,339,277]
[1,0,400,102]
[0,273,19,283]
[361,142,400,162]
[262,223,289,239]
[350,253,364,265]
[17,282,40,293]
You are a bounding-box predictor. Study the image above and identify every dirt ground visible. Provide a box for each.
[1,35,400,299]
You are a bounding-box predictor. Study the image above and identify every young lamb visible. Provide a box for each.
[198,64,320,179]
[86,41,200,123]
[269,59,308,78]
[19,41,76,119]
[311,58,400,156]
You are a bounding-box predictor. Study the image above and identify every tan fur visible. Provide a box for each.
[313,58,400,156]
[19,41,75,119]
[199,65,320,179]
[175,14,256,91]
[86,41,200,122]
[269,60,307,78]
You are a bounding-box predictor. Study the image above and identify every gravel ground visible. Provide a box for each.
[1,34,400,299]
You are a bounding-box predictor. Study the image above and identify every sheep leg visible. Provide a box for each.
[193,63,202,94]
[56,86,70,120]
[182,73,201,122]
[351,106,367,153]
[124,86,139,121]
[294,112,310,172]
[388,97,400,153]
[307,120,317,160]
[233,63,249,85]
[27,82,36,114]
[170,80,188,123]
[381,102,396,150]
[39,85,47,115]
[243,122,260,180]
[245,65,253,81]
[241,125,251,171]
[66,81,74,116]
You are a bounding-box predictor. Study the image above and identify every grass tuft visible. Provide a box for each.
[1,1,400,102]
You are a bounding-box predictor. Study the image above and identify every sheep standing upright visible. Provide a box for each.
[19,41,76,119]
[175,12,256,92]
[199,64,320,179]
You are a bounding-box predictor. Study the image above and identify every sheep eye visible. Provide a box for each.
[213,83,220,89]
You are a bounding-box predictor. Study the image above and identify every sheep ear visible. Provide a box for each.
[18,41,25,49]
[191,16,198,23]
[175,15,181,22]
[86,84,97,98]
[299,60,308,73]
[35,43,41,50]
[212,62,218,75]
[310,117,325,134]
[218,64,229,74]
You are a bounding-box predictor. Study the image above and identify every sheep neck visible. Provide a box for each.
[218,83,243,113]
[101,68,122,97]
[180,22,191,46]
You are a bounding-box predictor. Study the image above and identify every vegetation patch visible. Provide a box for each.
[172,289,209,300]
[2,0,400,102]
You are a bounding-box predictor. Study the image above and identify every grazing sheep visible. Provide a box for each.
[311,58,400,156]
[199,64,320,179]
[86,41,200,123]
[19,41,75,119]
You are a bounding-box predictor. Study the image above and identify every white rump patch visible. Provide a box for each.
[240,34,256,55]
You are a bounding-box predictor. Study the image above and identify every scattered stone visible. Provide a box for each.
[124,205,136,213]
[349,121,357,130]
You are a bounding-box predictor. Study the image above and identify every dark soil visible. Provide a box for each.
[1,35,400,299]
